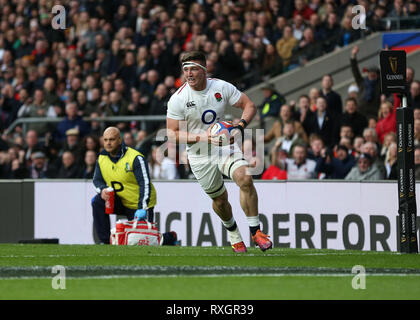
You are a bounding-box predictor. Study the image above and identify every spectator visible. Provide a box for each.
[337,15,361,47]
[62,128,83,164]
[368,5,388,32]
[316,144,356,179]
[409,80,420,109]
[384,142,398,180]
[0,146,19,179]
[341,97,368,137]
[104,91,129,130]
[360,141,386,179]
[272,120,306,156]
[323,12,340,53]
[21,89,56,136]
[345,153,383,181]
[117,51,138,90]
[262,146,288,180]
[291,14,306,41]
[81,134,101,156]
[84,88,102,116]
[415,119,420,146]
[43,77,62,111]
[123,131,136,149]
[149,143,178,180]
[309,13,326,42]
[379,132,397,161]
[264,103,308,144]
[81,150,97,179]
[353,136,365,158]
[139,69,160,98]
[271,16,287,44]
[55,102,91,143]
[285,144,317,179]
[363,127,380,148]
[291,27,323,67]
[339,124,354,142]
[144,42,171,81]
[149,145,163,179]
[296,94,315,128]
[376,101,397,145]
[407,67,415,86]
[303,96,340,147]
[350,45,381,119]
[293,0,315,21]
[261,44,283,78]
[275,25,298,69]
[319,74,343,115]
[347,84,359,100]
[259,83,286,130]
[23,129,44,166]
[389,0,407,18]
[307,133,324,162]
[57,151,82,179]
[146,83,169,134]
[414,108,420,121]
[28,150,58,179]
[367,116,378,130]
[309,87,320,111]
[238,47,262,90]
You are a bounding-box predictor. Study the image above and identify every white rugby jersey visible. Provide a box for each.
[167,78,242,155]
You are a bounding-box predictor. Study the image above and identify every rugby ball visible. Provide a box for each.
[211,120,234,146]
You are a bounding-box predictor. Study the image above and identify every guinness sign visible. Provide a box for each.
[380,50,406,94]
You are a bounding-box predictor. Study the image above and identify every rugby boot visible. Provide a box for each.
[232,241,247,253]
[252,230,273,251]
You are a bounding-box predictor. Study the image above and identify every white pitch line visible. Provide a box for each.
[2,273,420,280]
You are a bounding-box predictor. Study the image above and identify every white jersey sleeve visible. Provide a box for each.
[223,81,242,106]
[167,94,185,120]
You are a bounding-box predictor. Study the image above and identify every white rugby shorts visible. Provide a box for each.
[187,143,248,198]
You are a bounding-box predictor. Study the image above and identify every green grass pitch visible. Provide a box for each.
[1,244,420,300]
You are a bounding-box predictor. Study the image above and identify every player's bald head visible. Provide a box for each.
[103,127,121,139]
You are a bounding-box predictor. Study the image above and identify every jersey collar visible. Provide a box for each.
[101,143,128,163]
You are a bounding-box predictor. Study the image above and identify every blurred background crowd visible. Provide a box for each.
[0,0,419,181]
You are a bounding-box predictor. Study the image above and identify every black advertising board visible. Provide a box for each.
[396,107,418,253]
[380,50,407,94]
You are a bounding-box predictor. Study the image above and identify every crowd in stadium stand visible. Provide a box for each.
[0,0,419,181]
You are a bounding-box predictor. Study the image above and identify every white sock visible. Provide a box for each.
[228,228,243,245]
[247,216,260,228]
[222,217,236,229]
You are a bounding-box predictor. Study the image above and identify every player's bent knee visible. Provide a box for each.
[235,172,253,190]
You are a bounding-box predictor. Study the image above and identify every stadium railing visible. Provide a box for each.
[5,115,167,137]
[380,15,420,31]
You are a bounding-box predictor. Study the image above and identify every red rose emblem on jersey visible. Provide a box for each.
[215,92,222,102]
